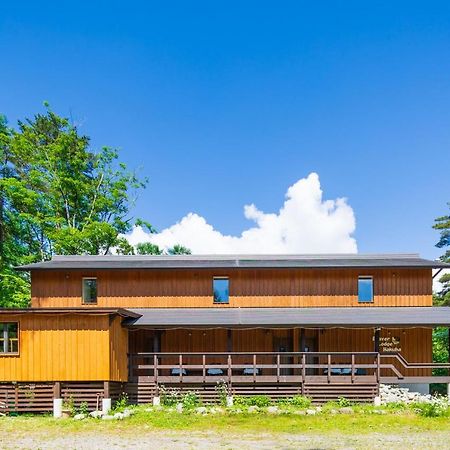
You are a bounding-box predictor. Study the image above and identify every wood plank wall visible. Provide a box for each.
[31,268,432,308]
[0,313,128,382]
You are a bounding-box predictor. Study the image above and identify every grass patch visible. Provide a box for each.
[2,406,450,436]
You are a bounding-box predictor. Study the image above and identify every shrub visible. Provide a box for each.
[414,401,448,418]
[233,395,250,408]
[337,397,353,407]
[78,401,89,415]
[182,391,201,409]
[249,395,271,407]
[215,380,229,406]
[279,395,312,408]
[113,393,128,411]
[160,386,181,407]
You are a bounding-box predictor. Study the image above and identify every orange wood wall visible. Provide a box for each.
[0,313,128,382]
[31,267,432,308]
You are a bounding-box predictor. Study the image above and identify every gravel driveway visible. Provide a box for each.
[2,430,450,449]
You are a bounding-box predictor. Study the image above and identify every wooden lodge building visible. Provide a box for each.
[1,253,450,412]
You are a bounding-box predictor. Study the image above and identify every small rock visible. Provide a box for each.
[306,409,317,415]
[176,403,183,414]
[113,412,125,420]
[102,415,114,420]
[339,407,354,414]
[89,410,103,419]
[329,409,338,415]
[195,407,207,415]
[73,413,86,420]
[294,410,306,415]
[267,406,279,415]
[247,406,259,413]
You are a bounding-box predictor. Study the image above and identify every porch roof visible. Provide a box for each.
[124,306,450,328]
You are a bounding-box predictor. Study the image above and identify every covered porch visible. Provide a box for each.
[124,307,450,399]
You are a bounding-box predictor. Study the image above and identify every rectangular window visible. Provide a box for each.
[213,277,229,304]
[0,323,19,354]
[358,276,374,303]
[82,278,97,304]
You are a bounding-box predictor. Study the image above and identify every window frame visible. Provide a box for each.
[213,276,230,304]
[0,322,19,356]
[358,275,374,303]
[82,277,98,305]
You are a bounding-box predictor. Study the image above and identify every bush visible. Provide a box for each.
[414,401,448,418]
[249,395,271,407]
[337,397,353,407]
[113,393,129,411]
[78,401,89,415]
[278,395,312,408]
[215,380,229,406]
[160,386,181,406]
[182,391,201,409]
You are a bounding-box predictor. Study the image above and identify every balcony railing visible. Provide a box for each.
[128,351,450,385]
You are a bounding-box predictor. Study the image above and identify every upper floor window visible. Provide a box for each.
[213,277,229,304]
[0,322,19,354]
[358,276,374,303]
[82,278,97,304]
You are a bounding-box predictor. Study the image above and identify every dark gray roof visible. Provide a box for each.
[16,254,450,271]
[125,306,450,328]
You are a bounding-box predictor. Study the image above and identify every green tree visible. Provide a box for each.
[433,203,450,305]
[167,244,192,255]
[136,242,163,255]
[432,203,450,391]
[0,106,148,306]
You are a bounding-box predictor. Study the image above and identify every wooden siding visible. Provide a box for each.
[0,313,128,382]
[319,327,432,376]
[136,327,432,368]
[31,268,433,308]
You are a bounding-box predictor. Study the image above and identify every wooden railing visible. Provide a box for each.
[129,352,450,385]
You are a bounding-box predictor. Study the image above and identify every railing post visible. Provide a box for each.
[253,354,257,383]
[327,354,331,384]
[154,354,158,384]
[376,353,380,383]
[276,354,280,382]
[202,354,206,382]
[179,354,183,382]
[301,353,306,383]
[227,354,232,386]
[351,354,355,383]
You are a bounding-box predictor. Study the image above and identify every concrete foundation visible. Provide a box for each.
[102,398,112,415]
[398,383,430,395]
[53,398,63,418]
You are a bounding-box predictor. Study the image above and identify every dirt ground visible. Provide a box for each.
[2,430,450,450]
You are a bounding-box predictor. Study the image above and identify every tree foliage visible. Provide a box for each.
[0,106,148,306]
[433,202,450,305]
[432,203,450,374]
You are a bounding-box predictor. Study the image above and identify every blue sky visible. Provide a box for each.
[1,2,449,258]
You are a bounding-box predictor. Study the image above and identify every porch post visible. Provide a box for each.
[374,328,380,353]
[52,382,62,418]
[102,381,111,415]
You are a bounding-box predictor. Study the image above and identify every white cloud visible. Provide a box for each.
[125,172,358,254]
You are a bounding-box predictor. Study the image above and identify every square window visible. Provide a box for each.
[0,322,19,354]
[213,277,229,303]
[358,276,374,303]
[82,278,97,304]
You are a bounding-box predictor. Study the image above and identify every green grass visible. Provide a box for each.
[2,407,450,436]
